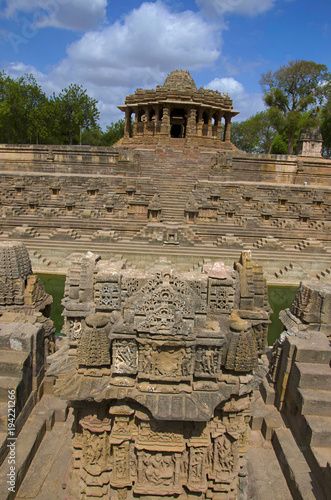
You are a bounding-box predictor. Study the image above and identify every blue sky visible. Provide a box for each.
[0,0,330,129]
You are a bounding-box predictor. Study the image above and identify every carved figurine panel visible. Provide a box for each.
[110,441,132,488]
[112,340,138,374]
[135,450,181,495]
[138,343,193,380]
[188,447,208,492]
[195,346,221,378]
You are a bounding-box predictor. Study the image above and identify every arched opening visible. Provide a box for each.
[170,108,186,138]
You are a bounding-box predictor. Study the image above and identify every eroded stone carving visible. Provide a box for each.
[53,250,271,499]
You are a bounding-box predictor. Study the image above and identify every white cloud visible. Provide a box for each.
[0,0,107,31]
[196,0,275,17]
[206,77,265,120]
[64,1,221,75]
[3,2,222,128]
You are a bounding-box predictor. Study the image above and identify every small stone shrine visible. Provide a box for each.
[50,250,271,499]
[118,70,238,147]
[0,240,55,355]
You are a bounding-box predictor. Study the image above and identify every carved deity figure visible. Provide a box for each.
[215,434,234,473]
[143,452,175,486]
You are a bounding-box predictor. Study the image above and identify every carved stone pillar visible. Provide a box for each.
[207,111,213,137]
[160,105,171,136]
[186,107,197,137]
[197,108,203,137]
[124,109,131,138]
[224,114,232,142]
[133,111,138,137]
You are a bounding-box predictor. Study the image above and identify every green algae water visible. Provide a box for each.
[268,286,298,345]
[37,274,298,345]
[38,274,66,334]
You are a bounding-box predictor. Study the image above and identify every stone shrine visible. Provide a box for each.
[118,70,238,147]
[48,250,271,499]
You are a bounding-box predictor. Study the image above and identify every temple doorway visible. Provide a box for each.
[170,108,186,138]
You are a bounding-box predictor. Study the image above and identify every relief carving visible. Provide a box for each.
[135,451,181,494]
[111,442,131,487]
[195,347,221,377]
[139,343,186,379]
[97,282,121,310]
[112,340,138,374]
[188,447,207,491]
[213,434,238,480]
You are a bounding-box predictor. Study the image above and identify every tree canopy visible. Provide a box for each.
[260,60,330,154]
[0,72,104,145]
[231,111,276,154]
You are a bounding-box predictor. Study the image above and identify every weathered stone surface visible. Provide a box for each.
[48,249,271,499]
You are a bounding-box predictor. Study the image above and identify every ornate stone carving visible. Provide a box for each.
[135,451,181,495]
[112,339,138,374]
[213,433,238,480]
[77,313,110,372]
[139,343,187,379]
[97,282,121,310]
[195,346,221,377]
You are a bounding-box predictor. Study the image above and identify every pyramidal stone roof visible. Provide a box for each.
[121,70,236,111]
[162,70,197,91]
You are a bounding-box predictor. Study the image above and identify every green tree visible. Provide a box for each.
[0,72,49,144]
[101,119,125,146]
[54,84,100,145]
[321,98,331,157]
[231,111,276,153]
[260,60,330,154]
[81,126,104,146]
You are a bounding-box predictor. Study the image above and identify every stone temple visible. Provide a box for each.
[0,71,330,500]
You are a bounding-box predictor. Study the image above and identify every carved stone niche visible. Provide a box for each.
[112,339,138,375]
[77,313,110,375]
[63,316,83,351]
[134,417,185,496]
[187,427,210,493]
[194,345,222,379]
[137,341,194,381]
[109,405,135,489]
[79,415,111,499]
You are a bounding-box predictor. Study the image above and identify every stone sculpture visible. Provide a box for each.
[49,249,271,499]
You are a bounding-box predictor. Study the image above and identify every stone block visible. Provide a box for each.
[261,407,284,441]
[272,428,325,500]
[260,378,275,405]
[291,362,331,391]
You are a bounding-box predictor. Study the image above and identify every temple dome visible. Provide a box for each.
[162,70,197,91]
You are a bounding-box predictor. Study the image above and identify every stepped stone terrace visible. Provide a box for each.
[0,70,330,285]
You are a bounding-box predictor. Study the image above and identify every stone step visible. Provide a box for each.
[272,427,326,500]
[291,362,331,390]
[16,412,73,500]
[0,395,68,500]
[0,402,8,433]
[292,333,331,365]
[246,431,293,500]
[0,376,24,403]
[294,387,331,417]
[0,350,31,378]
[300,415,331,448]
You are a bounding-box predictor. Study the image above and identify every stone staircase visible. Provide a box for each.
[250,332,331,500]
